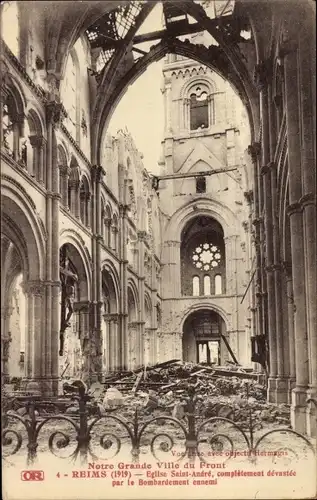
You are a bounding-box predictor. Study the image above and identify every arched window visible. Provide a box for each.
[190,86,209,130]
[2,1,20,58]
[112,214,118,253]
[58,145,69,206]
[2,90,25,163]
[61,51,79,141]
[68,157,80,217]
[79,176,90,227]
[184,82,215,131]
[14,273,26,363]
[181,216,226,296]
[2,98,15,155]
[215,274,222,295]
[103,205,112,247]
[196,176,206,193]
[204,275,211,295]
[193,276,200,296]
[27,110,45,183]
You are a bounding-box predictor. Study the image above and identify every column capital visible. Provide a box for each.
[104,217,112,227]
[15,112,27,124]
[69,179,80,189]
[254,59,273,91]
[278,37,298,60]
[252,217,263,227]
[260,164,271,176]
[287,202,302,216]
[165,239,181,247]
[91,165,106,183]
[74,300,91,312]
[103,313,119,324]
[119,203,129,217]
[282,260,292,278]
[45,101,67,128]
[1,306,14,318]
[244,190,254,205]
[24,280,45,296]
[300,192,315,208]
[29,135,46,148]
[224,234,237,241]
[247,142,261,163]
[0,82,10,101]
[138,230,148,242]
[59,164,71,177]
[274,94,283,109]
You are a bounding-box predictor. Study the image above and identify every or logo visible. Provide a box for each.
[21,470,44,481]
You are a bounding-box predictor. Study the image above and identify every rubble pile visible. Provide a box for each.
[77,360,290,428]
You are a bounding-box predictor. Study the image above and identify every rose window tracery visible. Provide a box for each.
[192,242,221,271]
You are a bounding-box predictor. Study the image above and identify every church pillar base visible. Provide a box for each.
[287,377,296,404]
[21,377,59,396]
[267,377,277,402]
[257,373,266,386]
[306,390,317,438]
[291,387,309,434]
[274,377,289,403]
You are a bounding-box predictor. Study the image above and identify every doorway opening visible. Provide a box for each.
[197,340,220,364]
[182,309,228,365]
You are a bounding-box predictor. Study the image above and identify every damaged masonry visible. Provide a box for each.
[1,2,316,480]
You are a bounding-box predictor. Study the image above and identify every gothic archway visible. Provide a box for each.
[182,309,228,365]
[101,265,119,372]
[59,242,89,381]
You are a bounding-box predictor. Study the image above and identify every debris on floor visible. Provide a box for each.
[82,361,291,427]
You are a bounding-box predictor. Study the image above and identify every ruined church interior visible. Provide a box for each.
[1,0,316,440]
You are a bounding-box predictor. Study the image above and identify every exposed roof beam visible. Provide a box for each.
[156,167,237,181]
[132,46,148,56]
[133,21,205,45]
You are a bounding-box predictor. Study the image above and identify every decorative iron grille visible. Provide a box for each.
[2,385,316,467]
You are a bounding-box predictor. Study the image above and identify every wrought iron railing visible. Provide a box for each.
[2,384,316,467]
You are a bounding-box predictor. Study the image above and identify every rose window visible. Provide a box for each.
[192,243,221,271]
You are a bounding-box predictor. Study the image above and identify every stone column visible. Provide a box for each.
[75,182,80,219]
[255,59,278,400]
[86,193,91,229]
[103,315,111,373]
[21,281,45,392]
[111,315,119,371]
[45,101,66,395]
[0,80,9,149]
[51,131,60,393]
[283,40,309,433]
[44,105,53,392]
[165,81,172,135]
[282,262,296,403]
[224,235,237,296]
[15,113,26,164]
[138,230,148,367]
[249,141,264,347]
[28,135,39,178]
[162,240,181,298]
[144,328,151,366]
[59,165,70,207]
[104,218,111,247]
[111,225,117,253]
[76,302,90,382]
[92,166,105,381]
[271,161,287,402]
[38,136,46,185]
[1,306,14,384]
[298,21,317,437]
